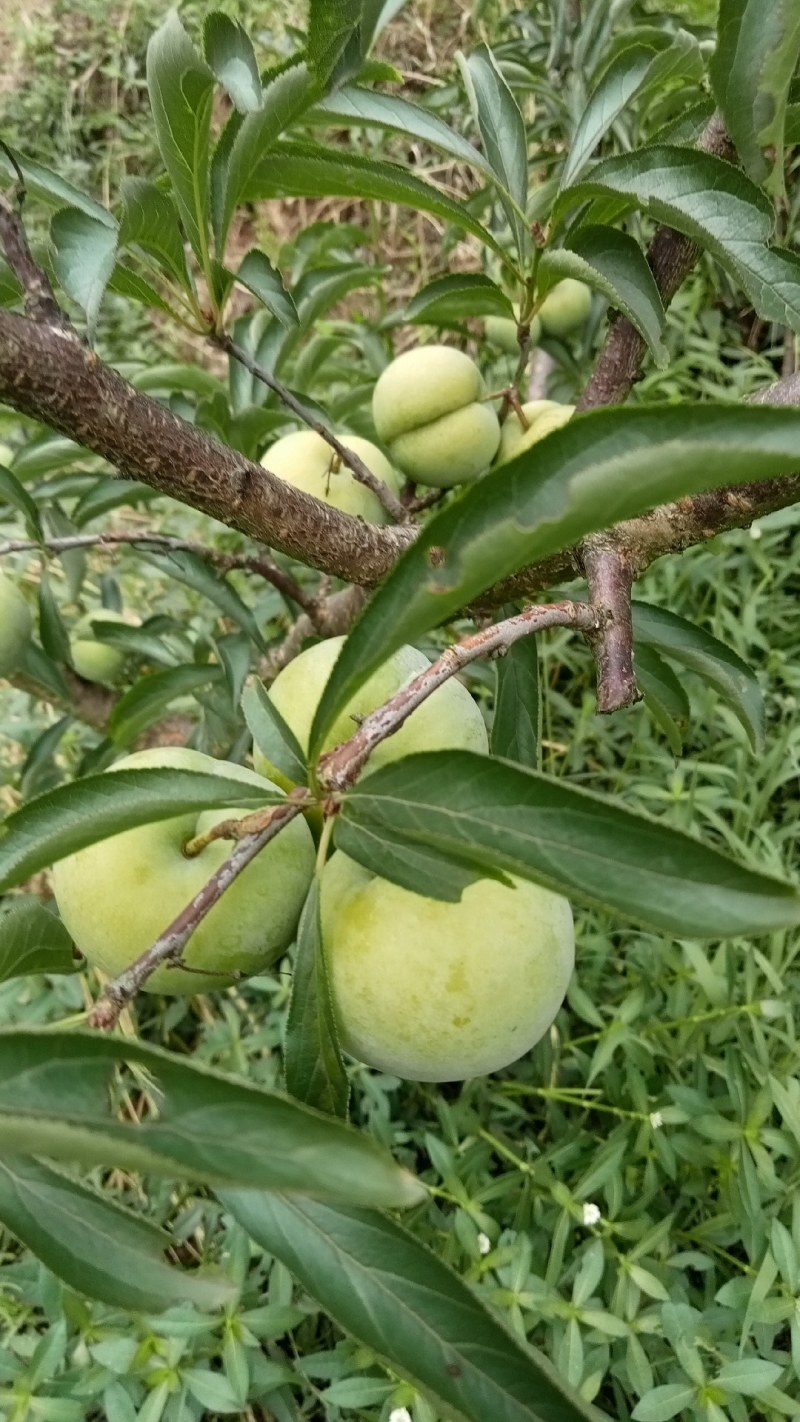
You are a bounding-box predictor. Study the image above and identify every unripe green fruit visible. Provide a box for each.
[321,851,575,1081]
[484,315,541,355]
[538,279,593,338]
[71,610,130,685]
[0,570,33,676]
[253,636,488,786]
[495,400,575,466]
[372,345,500,487]
[52,746,315,994]
[261,430,400,525]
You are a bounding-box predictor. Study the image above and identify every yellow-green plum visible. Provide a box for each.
[484,315,541,354]
[320,851,575,1081]
[253,635,488,788]
[261,430,400,524]
[0,570,32,677]
[538,279,593,339]
[495,400,575,466]
[52,746,316,994]
[372,344,500,487]
[71,610,130,686]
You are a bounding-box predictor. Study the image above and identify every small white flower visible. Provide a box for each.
[390,1409,413,1422]
[750,522,763,540]
[649,1110,664,1129]
[477,1232,492,1256]
[582,1202,602,1227]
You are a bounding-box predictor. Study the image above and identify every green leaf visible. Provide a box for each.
[307,0,361,84]
[216,61,317,251]
[224,1193,608,1422]
[237,250,299,328]
[558,147,800,334]
[285,879,349,1118]
[107,260,180,318]
[335,750,800,937]
[632,1384,698,1422]
[243,142,507,262]
[632,601,765,752]
[0,1030,424,1210]
[310,85,498,185]
[0,897,78,982]
[405,272,514,325]
[538,226,668,367]
[457,43,529,259]
[562,31,703,188]
[204,12,262,113]
[136,546,266,649]
[0,766,284,893]
[37,572,71,666]
[107,664,225,745]
[714,1358,784,1395]
[0,146,116,225]
[0,461,43,539]
[146,12,215,267]
[15,641,71,702]
[118,177,192,293]
[635,644,689,757]
[0,257,23,306]
[310,404,800,758]
[129,362,227,397]
[71,477,155,527]
[491,631,541,770]
[711,0,800,189]
[0,1154,234,1312]
[241,679,308,787]
[50,208,118,337]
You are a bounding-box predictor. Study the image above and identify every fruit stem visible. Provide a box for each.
[315,814,336,874]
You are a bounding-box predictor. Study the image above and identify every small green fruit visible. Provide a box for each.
[372,345,500,487]
[484,315,541,355]
[0,570,33,677]
[538,279,593,339]
[261,430,400,524]
[320,851,575,1081]
[51,746,316,994]
[71,610,130,685]
[495,400,575,466]
[253,635,488,786]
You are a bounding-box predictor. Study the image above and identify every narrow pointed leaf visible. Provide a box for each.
[0,1030,424,1209]
[285,880,349,1118]
[310,404,800,758]
[136,546,266,648]
[217,62,316,249]
[0,147,115,225]
[244,143,507,260]
[559,147,800,333]
[146,12,215,265]
[0,1154,234,1312]
[204,12,262,113]
[107,664,225,745]
[119,177,192,292]
[0,767,284,893]
[307,0,362,84]
[310,86,497,184]
[0,461,43,539]
[635,644,689,757]
[562,31,703,188]
[632,601,765,751]
[711,0,800,188]
[237,250,299,328]
[539,226,667,366]
[0,897,78,982]
[406,272,514,325]
[458,43,529,258]
[491,633,541,770]
[224,1192,609,1422]
[335,751,800,937]
[241,679,307,787]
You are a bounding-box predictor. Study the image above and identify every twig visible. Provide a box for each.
[581,538,639,713]
[0,147,73,333]
[0,530,316,616]
[318,599,601,792]
[89,797,306,1028]
[214,333,409,524]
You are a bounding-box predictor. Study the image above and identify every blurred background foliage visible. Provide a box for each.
[1,2,799,1420]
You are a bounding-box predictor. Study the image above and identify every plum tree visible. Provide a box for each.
[51,747,316,993]
[0,569,33,677]
[484,315,541,354]
[538,279,593,338]
[261,430,400,523]
[321,851,575,1081]
[71,610,130,685]
[372,344,500,486]
[253,635,489,788]
[495,400,575,465]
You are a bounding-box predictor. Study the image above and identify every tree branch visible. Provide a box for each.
[0,166,74,334]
